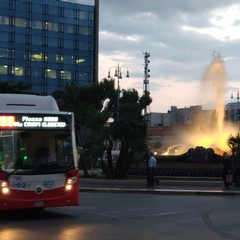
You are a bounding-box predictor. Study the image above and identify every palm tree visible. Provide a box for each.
[228,133,240,186]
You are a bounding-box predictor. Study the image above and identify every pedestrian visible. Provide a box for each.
[222,152,233,188]
[146,150,159,187]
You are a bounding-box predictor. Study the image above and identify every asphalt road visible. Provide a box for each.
[1,192,240,240]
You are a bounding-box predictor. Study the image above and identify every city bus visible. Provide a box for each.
[0,94,79,210]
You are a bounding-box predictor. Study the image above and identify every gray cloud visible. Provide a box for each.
[99,0,240,111]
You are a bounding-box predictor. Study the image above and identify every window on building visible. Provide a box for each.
[32,3,42,13]
[0,48,9,58]
[1,1,9,9]
[0,65,8,74]
[45,69,56,79]
[15,34,25,43]
[30,52,43,61]
[48,5,58,16]
[64,55,73,64]
[80,27,90,35]
[48,84,57,94]
[77,10,87,20]
[60,70,71,80]
[48,22,58,32]
[75,58,85,65]
[32,36,42,45]
[16,1,27,12]
[65,9,74,18]
[79,72,88,82]
[79,42,88,51]
[48,37,57,47]
[15,17,26,28]
[12,66,23,76]
[48,54,56,63]
[67,24,74,33]
[0,16,9,25]
[64,40,72,49]
[32,67,41,77]
[15,50,25,59]
[1,32,8,41]
[88,12,94,21]
[32,20,42,29]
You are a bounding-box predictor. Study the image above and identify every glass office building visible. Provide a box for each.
[0,0,98,95]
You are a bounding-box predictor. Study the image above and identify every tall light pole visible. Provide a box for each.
[107,63,130,118]
[231,89,240,122]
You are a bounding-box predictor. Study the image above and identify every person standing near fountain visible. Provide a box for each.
[146,150,159,187]
[222,152,233,188]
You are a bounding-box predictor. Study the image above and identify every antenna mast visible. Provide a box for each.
[143,51,151,115]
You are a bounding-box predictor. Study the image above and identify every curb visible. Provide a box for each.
[80,187,240,196]
[79,178,240,196]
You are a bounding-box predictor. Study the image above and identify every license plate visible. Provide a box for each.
[34,201,45,207]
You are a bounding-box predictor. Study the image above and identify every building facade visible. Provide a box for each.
[146,105,215,127]
[0,0,98,94]
[146,103,240,155]
[225,102,240,122]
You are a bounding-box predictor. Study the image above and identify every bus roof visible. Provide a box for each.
[0,94,59,111]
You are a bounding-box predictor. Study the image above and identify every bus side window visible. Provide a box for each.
[56,135,73,165]
[64,146,73,163]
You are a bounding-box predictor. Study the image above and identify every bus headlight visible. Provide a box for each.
[1,181,10,194]
[65,178,73,191]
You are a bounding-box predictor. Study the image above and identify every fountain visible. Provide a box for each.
[129,54,239,177]
[163,53,238,157]
[156,53,240,177]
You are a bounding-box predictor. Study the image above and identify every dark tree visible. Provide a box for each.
[102,88,152,179]
[0,81,32,93]
[52,80,152,179]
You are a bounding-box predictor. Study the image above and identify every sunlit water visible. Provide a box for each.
[163,56,238,155]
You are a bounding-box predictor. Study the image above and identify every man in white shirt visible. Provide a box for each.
[147,150,158,186]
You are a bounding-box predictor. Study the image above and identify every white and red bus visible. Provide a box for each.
[0,94,79,210]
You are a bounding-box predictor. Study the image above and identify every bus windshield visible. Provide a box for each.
[0,130,75,174]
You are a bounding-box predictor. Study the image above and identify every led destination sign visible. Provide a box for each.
[0,114,70,129]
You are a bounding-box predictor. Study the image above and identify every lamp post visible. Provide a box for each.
[231,89,240,122]
[107,63,130,118]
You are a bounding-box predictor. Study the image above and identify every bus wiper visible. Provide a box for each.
[9,168,19,176]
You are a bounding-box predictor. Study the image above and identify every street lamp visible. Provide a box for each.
[107,63,130,118]
[231,89,240,101]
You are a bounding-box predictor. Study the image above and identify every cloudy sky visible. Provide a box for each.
[96,0,240,113]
